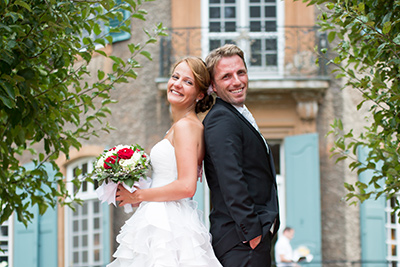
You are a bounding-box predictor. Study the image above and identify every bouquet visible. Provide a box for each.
[293,245,313,263]
[93,144,152,212]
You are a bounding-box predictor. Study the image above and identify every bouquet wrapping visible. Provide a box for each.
[93,144,151,213]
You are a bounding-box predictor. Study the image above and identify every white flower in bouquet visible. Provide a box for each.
[120,156,139,171]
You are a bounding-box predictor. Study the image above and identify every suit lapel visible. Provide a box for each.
[216,98,269,154]
[215,98,277,186]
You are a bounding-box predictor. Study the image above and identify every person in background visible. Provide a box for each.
[275,226,298,267]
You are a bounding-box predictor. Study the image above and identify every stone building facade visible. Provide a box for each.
[5,1,389,267]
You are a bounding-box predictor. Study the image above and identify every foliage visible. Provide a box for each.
[0,0,167,226]
[302,0,400,209]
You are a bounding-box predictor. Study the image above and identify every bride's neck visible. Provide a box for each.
[171,106,195,123]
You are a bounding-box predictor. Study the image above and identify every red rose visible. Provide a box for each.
[117,148,134,159]
[109,147,116,151]
[104,155,117,169]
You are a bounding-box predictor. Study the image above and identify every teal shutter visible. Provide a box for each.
[193,180,205,214]
[102,203,111,264]
[14,162,58,267]
[358,147,386,266]
[38,201,58,267]
[109,0,131,43]
[13,205,39,267]
[284,133,322,266]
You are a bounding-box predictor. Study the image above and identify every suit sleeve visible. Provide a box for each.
[204,109,262,241]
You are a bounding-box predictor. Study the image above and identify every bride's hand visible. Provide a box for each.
[116,184,142,207]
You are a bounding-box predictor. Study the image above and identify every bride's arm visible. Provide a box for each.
[116,118,201,206]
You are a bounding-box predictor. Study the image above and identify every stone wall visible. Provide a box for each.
[315,4,366,265]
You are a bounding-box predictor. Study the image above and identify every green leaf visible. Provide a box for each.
[382,21,391,34]
[14,0,32,11]
[97,70,105,80]
[0,80,15,99]
[132,13,145,20]
[95,38,106,47]
[393,34,400,45]
[94,23,102,35]
[327,31,336,42]
[337,119,343,130]
[140,51,152,61]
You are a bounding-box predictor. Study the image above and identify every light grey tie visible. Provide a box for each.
[242,106,269,153]
[242,106,259,131]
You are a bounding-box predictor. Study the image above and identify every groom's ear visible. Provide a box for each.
[211,82,217,93]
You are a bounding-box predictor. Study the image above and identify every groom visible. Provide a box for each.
[203,44,280,267]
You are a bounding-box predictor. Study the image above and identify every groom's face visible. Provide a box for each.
[212,55,248,107]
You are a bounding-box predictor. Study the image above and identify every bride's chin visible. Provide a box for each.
[168,95,187,106]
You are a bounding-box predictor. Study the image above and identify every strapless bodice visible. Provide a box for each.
[149,139,177,188]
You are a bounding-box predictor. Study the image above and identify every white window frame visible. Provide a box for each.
[0,215,13,267]
[65,157,104,267]
[276,141,286,231]
[201,0,285,78]
[386,197,400,264]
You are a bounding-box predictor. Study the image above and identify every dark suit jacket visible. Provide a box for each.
[203,98,280,258]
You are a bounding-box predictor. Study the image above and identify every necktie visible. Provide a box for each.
[242,106,269,153]
[242,106,259,131]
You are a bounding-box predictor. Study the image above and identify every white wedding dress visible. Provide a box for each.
[108,139,222,267]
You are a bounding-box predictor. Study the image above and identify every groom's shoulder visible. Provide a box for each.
[203,100,239,128]
[209,99,235,114]
[205,99,230,120]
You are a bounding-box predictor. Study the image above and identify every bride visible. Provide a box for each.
[108,57,222,266]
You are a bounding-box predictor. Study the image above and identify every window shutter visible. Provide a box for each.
[13,162,58,267]
[102,203,111,264]
[109,0,131,43]
[284,133,322,267]
[358,147,386,266]
[193,180,205,213]
[13,206,39,267]
[38,200,58,267]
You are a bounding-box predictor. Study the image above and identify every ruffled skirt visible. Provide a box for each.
[107,199,222,267]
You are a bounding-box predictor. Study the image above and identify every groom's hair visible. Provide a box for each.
[205,44,247,81]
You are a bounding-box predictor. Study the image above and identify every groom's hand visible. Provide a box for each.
[249,235,262,249]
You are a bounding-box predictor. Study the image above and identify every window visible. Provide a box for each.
[387,197,400,265]
[109,0,131,43]
[0,218,11,266]
[206,0,284,77]
[65,158,104,267]
[80,0,131,50]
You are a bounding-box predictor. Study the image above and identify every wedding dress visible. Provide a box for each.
[108,139,222,267]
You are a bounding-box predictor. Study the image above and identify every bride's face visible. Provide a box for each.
[167,61,201,109]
